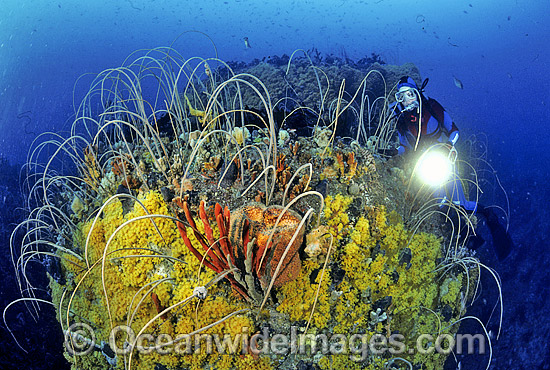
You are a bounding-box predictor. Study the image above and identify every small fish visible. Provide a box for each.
[447,37,459,47]
[243,37,251,49]
[453,76,464,89]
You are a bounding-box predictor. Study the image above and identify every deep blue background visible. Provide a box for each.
[1,0,548,369]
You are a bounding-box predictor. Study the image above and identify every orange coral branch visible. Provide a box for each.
[347,152,357,179]
[151,292,168,320]
[176,220,218,272]
[181,201,225,272]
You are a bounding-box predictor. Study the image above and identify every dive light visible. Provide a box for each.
[416,145,456,187]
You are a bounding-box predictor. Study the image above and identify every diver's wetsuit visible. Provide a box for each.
[390,96,512,260]
[390,97,477,212]
[393,97,459,155]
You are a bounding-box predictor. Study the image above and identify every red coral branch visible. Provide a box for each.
[174,199,251,301]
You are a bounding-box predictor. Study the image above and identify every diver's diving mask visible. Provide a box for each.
[395,88,417,102]
[395,87,419,111]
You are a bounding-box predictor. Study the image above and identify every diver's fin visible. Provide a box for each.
[478,206,513,261]
[457,220,485,251]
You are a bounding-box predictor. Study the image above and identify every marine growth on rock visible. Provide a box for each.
[7,48,499,370]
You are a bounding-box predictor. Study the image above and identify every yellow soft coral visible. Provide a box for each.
[277,260,331,329]
[56,182,469,370]
[324,203,468,370]
[57,190,262,370]
[324,194,354,241]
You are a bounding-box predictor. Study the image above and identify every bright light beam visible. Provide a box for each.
[417,150,452,187]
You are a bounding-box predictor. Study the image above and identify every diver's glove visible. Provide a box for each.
[444,141,455,149]
[446,143,457,162]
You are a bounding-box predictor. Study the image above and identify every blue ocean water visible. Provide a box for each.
[0,0,548,369]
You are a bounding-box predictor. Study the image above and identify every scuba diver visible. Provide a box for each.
[390,76,513,260]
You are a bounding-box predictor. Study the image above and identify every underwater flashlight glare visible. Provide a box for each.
[417,150,452,187]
